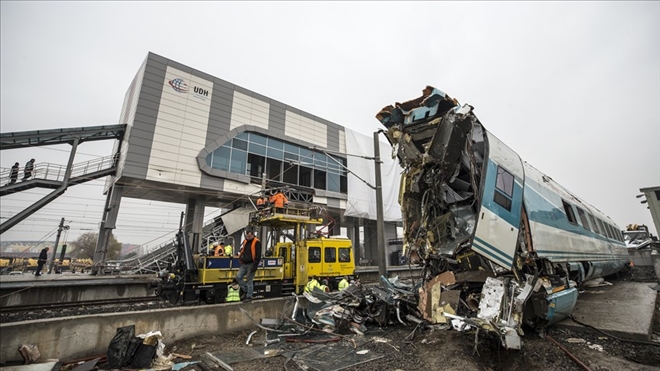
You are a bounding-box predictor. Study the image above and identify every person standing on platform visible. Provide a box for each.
[214,242,225,256]
[270,191,289,213]
[224,242,233,256]
[8,162,19,185]
[35,247,49,276]
[22,159,35,181]
[236,229,261,302]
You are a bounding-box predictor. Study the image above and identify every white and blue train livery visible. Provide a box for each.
[376,86,628,349]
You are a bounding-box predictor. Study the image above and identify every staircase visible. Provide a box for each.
[104,206,253,274]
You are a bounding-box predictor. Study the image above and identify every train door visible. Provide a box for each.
[278,242,294,280]
[336,240,355,276]
[473,133,525,269]
[321,242,338,276]
[306,242,322,278]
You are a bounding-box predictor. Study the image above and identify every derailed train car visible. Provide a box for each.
[376,86,629,349]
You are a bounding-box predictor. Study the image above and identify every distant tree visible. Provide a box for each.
[71,232,122,260]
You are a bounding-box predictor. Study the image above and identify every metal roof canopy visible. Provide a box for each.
[0,124,126,150]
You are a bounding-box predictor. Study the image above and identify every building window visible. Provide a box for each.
[299,166,312,187]
[267,158,282,181]
[283,164,298,185]
[203,131,348,194]
[229,149,246,174]
[314,169,326,190]
[325,247,336,263]
[248,153,265,178]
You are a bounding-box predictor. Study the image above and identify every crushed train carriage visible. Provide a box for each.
[375,86,629,349]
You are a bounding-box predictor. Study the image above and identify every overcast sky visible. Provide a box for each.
[1,1,658,250]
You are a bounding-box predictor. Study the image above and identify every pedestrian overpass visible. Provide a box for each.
[0,125,126,234]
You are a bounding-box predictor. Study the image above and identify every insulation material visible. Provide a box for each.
[343,128,402,222]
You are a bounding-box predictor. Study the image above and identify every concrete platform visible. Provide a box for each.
[0,272,159,307]
[0,296,294,364]
[556,281,658,342]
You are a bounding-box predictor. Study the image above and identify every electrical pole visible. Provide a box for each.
[374,132,387,279]
[48,217,65,274]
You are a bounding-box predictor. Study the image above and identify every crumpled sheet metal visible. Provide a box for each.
[305,277,420,335]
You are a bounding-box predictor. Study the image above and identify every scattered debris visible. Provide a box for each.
[567,338,587,344]
[587,343,604,352]
[171,361,199,370]
[17,344,40,365]
[70,357,99,371]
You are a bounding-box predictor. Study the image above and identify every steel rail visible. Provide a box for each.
[0,296,157,314]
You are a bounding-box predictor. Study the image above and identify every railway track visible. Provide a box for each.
[0,296,158,314]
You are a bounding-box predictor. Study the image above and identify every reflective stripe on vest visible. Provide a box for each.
[338,279,349,291]
[305,279,319,293]
[226,286,240,302]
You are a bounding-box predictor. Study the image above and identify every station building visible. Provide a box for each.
[101,52,403,266]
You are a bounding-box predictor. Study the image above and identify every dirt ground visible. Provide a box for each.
[139,265,660,371]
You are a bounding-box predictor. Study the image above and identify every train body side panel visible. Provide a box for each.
[473,133,524,269]
[522,167,628,280]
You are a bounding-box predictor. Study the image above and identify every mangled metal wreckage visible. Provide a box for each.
[370,86,628,349]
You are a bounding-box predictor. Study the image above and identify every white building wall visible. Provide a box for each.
[284,111,328,148]
[146,66,213,187]
[229,91,270,131]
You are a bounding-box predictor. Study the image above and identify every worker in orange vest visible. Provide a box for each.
[256,196,266,213]
[236,229,262,302]
[270,191,289,212]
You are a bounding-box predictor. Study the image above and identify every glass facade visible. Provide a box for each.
[205,132,348,194]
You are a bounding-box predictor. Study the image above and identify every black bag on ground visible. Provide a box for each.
[129,343,157,368]
[106,325,135,368]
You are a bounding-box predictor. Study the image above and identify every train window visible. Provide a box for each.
[596,219,606,236]
[576,208,591,232]
[325,248,336,263]
[495,166,514,197]
[494,166,514,211]
[604,224,613,239]
[280,247,288,263]
[493,191,512,211]
[588,214,600,235]
[562,200,577,224]
[339,248,351,262]
[308,247,321,263]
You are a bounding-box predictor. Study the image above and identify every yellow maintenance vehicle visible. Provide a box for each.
[157,190,356,304]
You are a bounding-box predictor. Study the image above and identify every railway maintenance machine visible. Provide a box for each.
[157,191,355,305]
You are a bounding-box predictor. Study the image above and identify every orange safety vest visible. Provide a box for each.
[256,197,265,206]
[240,238,259,263]
[272,193,287,208]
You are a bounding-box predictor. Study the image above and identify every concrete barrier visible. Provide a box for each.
[628,249,654,267]
[652,250,660,283]
[0,297,293,364]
